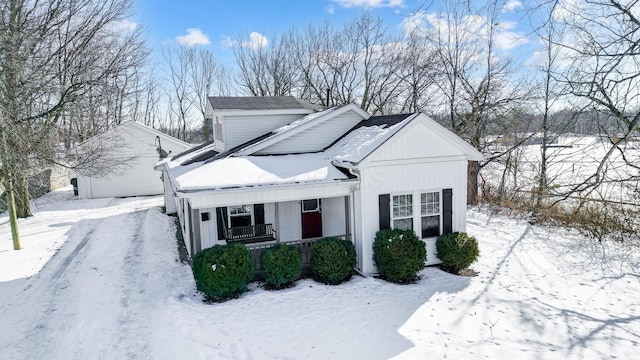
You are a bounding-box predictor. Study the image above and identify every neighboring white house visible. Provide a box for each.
[75,121,191,199]
[155,97,483,275]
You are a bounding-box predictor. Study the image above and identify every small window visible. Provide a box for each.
[421,192,440,238]
[214,116,223,141]
[392,194,413,231]
[229,205,252,228]
[302,199,320,212]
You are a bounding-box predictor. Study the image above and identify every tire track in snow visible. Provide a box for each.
[113,209,154,359]
[5,220,105,360]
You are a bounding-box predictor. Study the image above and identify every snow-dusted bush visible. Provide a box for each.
[192,244,253,301]
[436,232,479,273]
[373,229,426,284]
[310,237,356,285]
[260,244,301,289]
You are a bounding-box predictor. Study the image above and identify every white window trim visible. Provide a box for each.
[228,205,254,227]
[390,190,443,238]
[419,189,442,238]
[302,199,321,213]
[391,193,414,231]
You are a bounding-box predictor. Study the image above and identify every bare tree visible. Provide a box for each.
[0,0,147,248]
[418,0,526,204]
[551,0,640,201]
[233,31,299,96]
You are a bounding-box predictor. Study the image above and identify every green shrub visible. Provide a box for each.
[192,243,253,301]
[260,244,302,289]
[436,232,479,273]
[373,229,426,284]
[310,237,356,285]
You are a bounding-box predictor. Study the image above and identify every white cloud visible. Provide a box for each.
[495,31,529,50]
[502,0,522,12]
[331,0,404,8]
[242,32,269,49]
[401,11,426,34]
[176,28,211,47]
[325,4,335,14]
[111,19,137,32]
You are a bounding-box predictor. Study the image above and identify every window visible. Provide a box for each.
[302,199,320,212]
[214,116,223,141]
[421,192,440,238]
[229,205,252,228]
[392,194,413,230]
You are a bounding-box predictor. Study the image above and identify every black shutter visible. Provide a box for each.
[216,207,228,240]
[379,194,391,230]
[254,204,265,225]
[442,189,453,234]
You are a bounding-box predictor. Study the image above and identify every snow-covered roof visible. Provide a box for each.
[172,153,350,192]
[330,114,416,164]
[160,110,481,194]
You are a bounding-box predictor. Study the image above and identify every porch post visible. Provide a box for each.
[345,195,351,241]
[275,202,281,243]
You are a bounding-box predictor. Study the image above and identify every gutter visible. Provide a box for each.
[174,178,359,198]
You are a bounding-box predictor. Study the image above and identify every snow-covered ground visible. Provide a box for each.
[484,135,640,202]
[1,188,639,359]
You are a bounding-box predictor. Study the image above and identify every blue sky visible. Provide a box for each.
[133,0,533,67]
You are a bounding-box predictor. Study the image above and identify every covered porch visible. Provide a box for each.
[178,180,359,268]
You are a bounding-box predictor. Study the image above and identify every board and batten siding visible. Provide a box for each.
[256,111,364,154]
[221,114,306,150]
[321,196,347,237]
[277,201,302,242]
[354,117,471,275]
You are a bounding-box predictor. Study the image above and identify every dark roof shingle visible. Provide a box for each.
[208,96,323,111]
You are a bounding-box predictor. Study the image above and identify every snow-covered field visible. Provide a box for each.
[1,188,639,359]
[484,135,640,202]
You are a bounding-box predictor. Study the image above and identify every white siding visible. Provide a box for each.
[354,118,472,274]
[277,201,301,242]
[257,111,364,154]
[77,122,191,199]
[76,176,91,199]
[322,196,347,237]
[163,171,177,214]
[264,202,276,227]
[370,120,464,162]
[357,160,469,274]
[223,114,305,150]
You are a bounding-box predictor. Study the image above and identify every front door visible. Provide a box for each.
[301,199,322,239]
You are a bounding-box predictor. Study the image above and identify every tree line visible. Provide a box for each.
[1,0,638,249]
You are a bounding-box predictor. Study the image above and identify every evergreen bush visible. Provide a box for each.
[373,228,426,284]
[260,244,302,289]
[310,237,356,285]
[436,232,479,273]
[192,243,253,301]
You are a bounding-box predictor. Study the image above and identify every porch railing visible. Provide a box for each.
[225,223,275,242]
[246,235,347,274]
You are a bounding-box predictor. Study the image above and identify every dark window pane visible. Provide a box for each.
[230,214,251,228]
[303,199,319,212]
[421,215,440,238]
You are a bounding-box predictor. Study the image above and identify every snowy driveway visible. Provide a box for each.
[0,194,192,359]
[2,190,640,359]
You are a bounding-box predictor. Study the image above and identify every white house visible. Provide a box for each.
[75,121,191,199]
[155,97,482,275]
